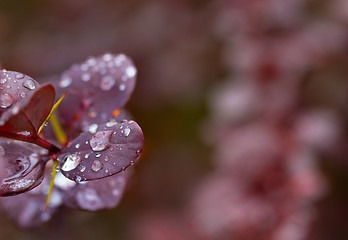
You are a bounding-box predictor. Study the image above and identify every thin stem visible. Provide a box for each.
[0,131,61,154]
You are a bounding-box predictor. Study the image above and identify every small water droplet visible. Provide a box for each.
[123,127,131,137]
[75,175,82,182]
[125,66,137,78]
[15,73,25,79]
[85,153,90,159]
[61,154,81,171]
[88,124,98,134]
[0,146,5,156]
[12,106,20,114]
[91,160,103,172]
[89,130,112,151]
[75,143,80,149]
[0,93,13,108]
[59,76,72,88]
[100,75,116,91]
[102,53,113,61]
[22,79,36,90]
[81,73,91,82]
[80,166,86,172]
[105,168,109,173]
[96,153,101,158]
[119,83,126,91]
[106,120,117,127]
[20,92,26,98]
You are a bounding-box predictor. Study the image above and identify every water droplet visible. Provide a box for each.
[0,78,7,83]
[0,93,13,108]
[91,160,103,171]
[22,79,36,90]
[88,124,98,134]
[80,165,86,172]
[80,63,89,71]
[61,154,81,171]
[12,106,20,114]
[75,175,82,182]
[106,120,117,127]
[89,130,112,151]
[105,156,109,162]
[20,92,26,98]
[75,143,80,149]
[0,146,4,156]
[96,153,101,158]
[15,73,25,79]
[87,58,97,66]
[100,75,115,91]
[59,76,72,88]
[114,54,126,66]
[123,127,131,137]
[85,153,90,159]
[125,66,137,78]
[119,83,126,91]
[102,53,113,61]
[105,168,109,173]
[81,73,91,82]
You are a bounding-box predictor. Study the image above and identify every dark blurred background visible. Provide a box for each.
[0,0,348,239]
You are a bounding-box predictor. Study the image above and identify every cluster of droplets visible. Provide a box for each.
[0,70,37,111]
[58,53,137,93]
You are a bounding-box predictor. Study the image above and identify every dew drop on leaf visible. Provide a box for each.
[59,76,72,88]
[22,79,36,90]
[89,130,112,151]
[91,160,103,172]
[61,154,81,171]
[0,93,13,108]
[100,75,116,91]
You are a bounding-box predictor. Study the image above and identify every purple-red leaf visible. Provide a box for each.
[51,53,137,136]
[0,83,55,134]
[0,140,47,196]
[58,120,143,181]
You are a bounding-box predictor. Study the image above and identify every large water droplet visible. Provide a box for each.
[61,154,81,171]
[0,93,13,108]
[22,79,36,90]
[100,75,115,91]
[91,160,103,171]
[59,76,72,88]
[89,130,112,151]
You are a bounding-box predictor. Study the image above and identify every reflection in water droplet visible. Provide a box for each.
[100,75,115,91]
[0,93,13,108]
[91,160,103,171]
[22,79,36,90]
[75,143,80,149]
[89,130,112,151]
[59,76,72,88]
[20,92,26,98]
[61,154,81,171]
